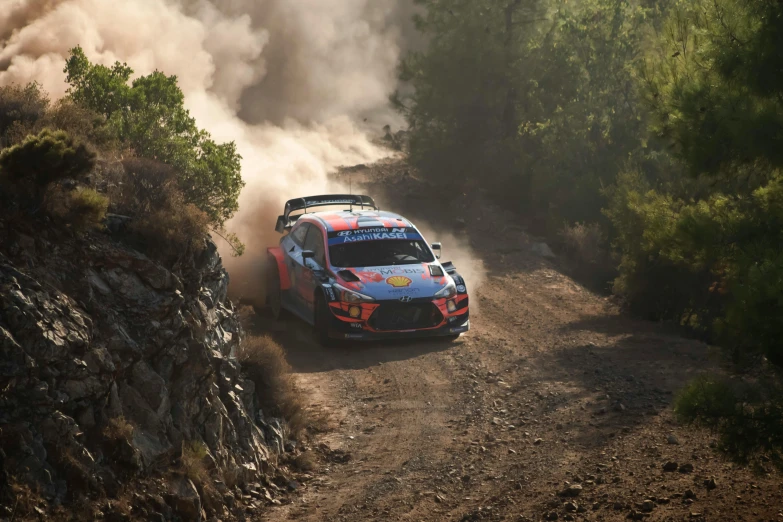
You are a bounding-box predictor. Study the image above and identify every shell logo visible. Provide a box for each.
[386,276,412,288]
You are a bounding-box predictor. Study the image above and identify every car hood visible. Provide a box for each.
[334,264,451,300]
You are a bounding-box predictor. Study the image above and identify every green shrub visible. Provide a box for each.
[675,375,783,470]
[116,157,244,260]
[114,157,210,262]
[0,128,96,207]
[57,187,109,230]
[43,99,114,150]
[115,157,181,215]
[128,202,210,264]
[64,47,244,227]
[606,171,783,366]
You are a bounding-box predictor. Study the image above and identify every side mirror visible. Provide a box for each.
[301,250,315,268]
[431,242,442,259]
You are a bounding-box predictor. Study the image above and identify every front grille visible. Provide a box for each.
[368,302,443,331]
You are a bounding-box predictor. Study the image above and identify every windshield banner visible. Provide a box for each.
[327,227,422,245]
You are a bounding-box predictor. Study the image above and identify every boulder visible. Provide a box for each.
[531,242,556,258]
[169,476,204,522]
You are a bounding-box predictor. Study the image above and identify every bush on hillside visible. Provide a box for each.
[64,46,244,228]
[0,83,49,147]
[114,158,210,262]
[606,170,783,367]
[128,202,210,264]
[559,222,606,266]
[46,186,109,232]
[557,221,616,291]
[116,157,182,215]
[44,99,115,150]
[675,375,783,470]
[0,128,96,208]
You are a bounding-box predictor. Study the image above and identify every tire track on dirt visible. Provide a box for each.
[262,326,465,521]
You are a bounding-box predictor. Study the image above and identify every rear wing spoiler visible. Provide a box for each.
[275,194,378,233]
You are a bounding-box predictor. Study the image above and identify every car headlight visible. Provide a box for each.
[333,283,375,303]
[434,281,457,298]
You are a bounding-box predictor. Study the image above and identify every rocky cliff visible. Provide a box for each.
[0,221,289,520]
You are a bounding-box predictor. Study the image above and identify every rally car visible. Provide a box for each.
[265,194,470,345]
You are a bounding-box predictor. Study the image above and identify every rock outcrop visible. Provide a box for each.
[0,227,283,519]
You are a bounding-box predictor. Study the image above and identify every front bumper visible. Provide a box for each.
[326,295,470,341]
[332,318,470,341]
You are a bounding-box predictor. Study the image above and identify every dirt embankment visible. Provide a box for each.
[250,160,783,522]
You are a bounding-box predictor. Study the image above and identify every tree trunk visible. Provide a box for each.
[501,0,522,140]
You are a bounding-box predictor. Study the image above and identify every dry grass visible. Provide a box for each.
[238,335,310,438]
[559,221,607,266]
[5,480,37,521]
[178,440,225,515]
[5,479,107,521]
[103,417,134,442]
[180,440,209,484]
[54,448,94,498]
[292,452,317,472]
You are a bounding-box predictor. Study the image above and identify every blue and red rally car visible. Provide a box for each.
[266,194,470,345]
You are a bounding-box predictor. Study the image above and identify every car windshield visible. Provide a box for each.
[329,240,435,268]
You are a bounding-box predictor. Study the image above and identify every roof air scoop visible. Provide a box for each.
[337,270,361,282]
[441,261,457,275]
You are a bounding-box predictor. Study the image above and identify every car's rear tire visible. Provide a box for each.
[265,256,283,320]
[314,293,335,347]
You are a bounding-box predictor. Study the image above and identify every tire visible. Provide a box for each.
[265,256,282,320]
[314,293,335,347]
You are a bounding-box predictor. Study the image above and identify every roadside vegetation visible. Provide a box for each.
[396,0,783,468]
[0,47,245,262]
[0,50,314,519]
[238,335,313,439]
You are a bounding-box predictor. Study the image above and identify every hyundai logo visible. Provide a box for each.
[399,296,412,303]
[337,230,352,237]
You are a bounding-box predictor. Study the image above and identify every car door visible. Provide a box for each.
[285,222,311,315]
[299,224,327,312]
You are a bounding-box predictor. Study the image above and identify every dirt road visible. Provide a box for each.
[257,163,782,521]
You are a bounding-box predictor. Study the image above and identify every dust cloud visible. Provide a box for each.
[1,0,485,307]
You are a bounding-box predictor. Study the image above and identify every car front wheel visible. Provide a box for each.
[314,293,335,347]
